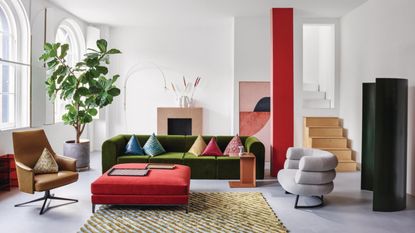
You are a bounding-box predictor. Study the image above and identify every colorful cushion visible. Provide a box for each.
[201,137,223,156]
[33,148,59,174]
[125,135,144,155]
[224,134,244,156]
[143,133,166,156]
[188,135,207,156]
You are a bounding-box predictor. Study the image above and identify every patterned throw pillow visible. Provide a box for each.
[188,135,207,156]
[125,135,144,155]
[33,148,59,174]
[143,133,166,156]
[224,134,244,156]
[201,137,223,156]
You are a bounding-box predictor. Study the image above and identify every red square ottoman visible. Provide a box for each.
[91,163,191,213]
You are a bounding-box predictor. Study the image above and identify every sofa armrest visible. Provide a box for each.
[286,147,307,160]
[15,161,34,194]
[245,136,265,179]
[102,135,127,173]
[55,154,77,172]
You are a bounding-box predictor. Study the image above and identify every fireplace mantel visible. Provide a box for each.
[157,107,203,135]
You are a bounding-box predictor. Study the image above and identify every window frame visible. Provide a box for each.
[53,18,85,123]
[0,0,30,130]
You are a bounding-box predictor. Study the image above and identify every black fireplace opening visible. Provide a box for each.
[168,118,192,135]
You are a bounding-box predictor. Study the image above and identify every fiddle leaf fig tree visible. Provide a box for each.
[40,39,121,143]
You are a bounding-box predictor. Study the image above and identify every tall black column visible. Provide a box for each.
[373,78,407,211]
[361,83,376,191]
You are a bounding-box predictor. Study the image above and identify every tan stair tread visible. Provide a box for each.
[317,148,352,151]
[309,136,346,139]
[338,160,356,163]
[306,126,343,128]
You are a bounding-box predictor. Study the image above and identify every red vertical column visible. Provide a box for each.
[271,8,294,177]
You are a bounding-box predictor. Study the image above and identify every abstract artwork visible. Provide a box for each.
[239,82,271,162]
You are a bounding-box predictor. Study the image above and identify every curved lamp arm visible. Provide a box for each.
[123,62,168,111]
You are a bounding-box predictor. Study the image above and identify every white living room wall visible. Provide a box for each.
[0,0,93,155]
[107,21,234,136]
[340,0,415,195]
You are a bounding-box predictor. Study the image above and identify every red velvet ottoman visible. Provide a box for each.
[91,163,190,213]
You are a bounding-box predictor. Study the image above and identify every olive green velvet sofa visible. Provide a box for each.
[102,135,265,179]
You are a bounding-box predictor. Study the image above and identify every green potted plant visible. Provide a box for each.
[40,39,121,170]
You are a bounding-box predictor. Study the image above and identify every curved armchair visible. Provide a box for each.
[278,147,338,208]
[12,129,79,214]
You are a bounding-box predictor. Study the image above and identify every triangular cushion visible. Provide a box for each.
[224,134,244,156]
[201,137,223,156]
[188,135,207,156]
[143,133,166,156]
[33,148,59,174]
[125,135,144,155]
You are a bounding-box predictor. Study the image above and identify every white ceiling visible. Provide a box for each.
[48,0,367,27]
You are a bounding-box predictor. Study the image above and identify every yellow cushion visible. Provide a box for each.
[188,135,207,156]
[33,148,59,174]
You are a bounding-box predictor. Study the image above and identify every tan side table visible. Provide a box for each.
[229,153,256,188]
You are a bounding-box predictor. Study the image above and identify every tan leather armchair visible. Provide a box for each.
[12,129,79,214]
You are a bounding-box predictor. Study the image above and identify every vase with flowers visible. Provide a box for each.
[171,76,201,108]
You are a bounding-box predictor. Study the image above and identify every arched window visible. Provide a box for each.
[0,0,30,130]
[54,19,85,122]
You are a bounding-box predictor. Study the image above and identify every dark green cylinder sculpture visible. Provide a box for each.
[361,83,376,191]
[373,78,407,211]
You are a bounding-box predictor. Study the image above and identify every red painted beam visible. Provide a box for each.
[271,8,294,177]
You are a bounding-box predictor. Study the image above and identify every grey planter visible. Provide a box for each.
[63,140,90,171]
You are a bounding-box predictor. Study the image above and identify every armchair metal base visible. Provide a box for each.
[15,190,78,215]
[294,195,324,208]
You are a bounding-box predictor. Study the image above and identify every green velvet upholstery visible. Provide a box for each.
[216,156,240,179]
[148,152,185,164]
[183,153,216,179]
[102,135,265,179]
[117,155,150,164]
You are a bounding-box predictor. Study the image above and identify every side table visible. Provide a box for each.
[229,153,256,188]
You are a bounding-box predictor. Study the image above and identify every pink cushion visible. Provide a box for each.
[224,134,244,155]
[201,137,223,156]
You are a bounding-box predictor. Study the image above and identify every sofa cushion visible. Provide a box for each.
[188,135,207,156]
[182,153,216,179]
[125,135,144,155]
[201,137,223,156]
[117,155,150,163]
[295,170,336,185]
[224,134,244,155]
[216,156,240,179]
[33,148,59,174]
[143,133,166,156]
[156,135,186,152]
[149,152,184,164]
[278,169,334,196]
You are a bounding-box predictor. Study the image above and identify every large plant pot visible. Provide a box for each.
[63,139,90,171]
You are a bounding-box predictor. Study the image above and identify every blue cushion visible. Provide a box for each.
[125,135,144,155]
[143,133,166,156]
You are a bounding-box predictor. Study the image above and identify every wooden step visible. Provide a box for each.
[310,138,347,148]
[304,117,341,127]
[318,148,352,160]
[307,127,343,137]
[336,160,357,172]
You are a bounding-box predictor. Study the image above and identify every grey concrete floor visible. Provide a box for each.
[0,152,414,233]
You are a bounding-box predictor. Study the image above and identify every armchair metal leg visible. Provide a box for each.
[294,195,324,208]
[15,190,78,215]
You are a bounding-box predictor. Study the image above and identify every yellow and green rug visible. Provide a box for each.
[79,192,288,233]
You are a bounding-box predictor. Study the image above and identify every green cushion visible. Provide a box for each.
[148,152,184,164]
[156,135,186,152]
[217,156,240,179]
[117,155,150,164]
[183,153,216,179]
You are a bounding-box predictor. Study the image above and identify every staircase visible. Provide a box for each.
[303,117,357,172]
[303,83,331,108]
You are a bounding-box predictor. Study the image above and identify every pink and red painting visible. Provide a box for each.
[239,82,271,162]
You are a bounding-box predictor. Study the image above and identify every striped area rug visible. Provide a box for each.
[79,192,288,233]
